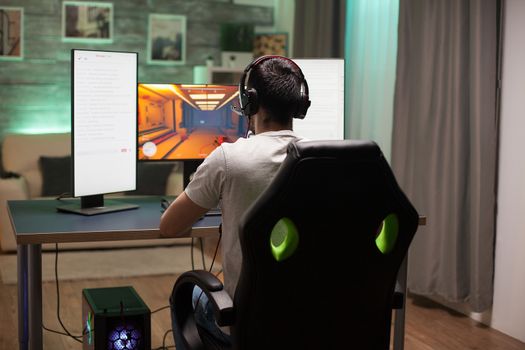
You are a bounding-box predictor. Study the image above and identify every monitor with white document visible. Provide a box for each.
[292,59,345,140]
[57,49,139,215]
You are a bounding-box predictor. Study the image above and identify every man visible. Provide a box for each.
[160,55,310,347]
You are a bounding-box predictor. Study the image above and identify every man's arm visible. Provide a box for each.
[159,191,209,238]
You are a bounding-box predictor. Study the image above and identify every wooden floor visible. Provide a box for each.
[0,274,524,350]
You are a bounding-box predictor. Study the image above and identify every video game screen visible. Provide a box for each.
[138,84,247,160]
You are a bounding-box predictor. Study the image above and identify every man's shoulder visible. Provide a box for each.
[218,138,249,161]
[223,133,303,151]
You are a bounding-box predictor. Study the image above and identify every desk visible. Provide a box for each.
[7,196,221,350]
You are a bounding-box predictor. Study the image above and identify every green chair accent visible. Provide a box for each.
[270,217,299,261]
[375,213,399,254]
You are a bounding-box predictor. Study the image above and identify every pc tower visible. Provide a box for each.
[82,286,151,350]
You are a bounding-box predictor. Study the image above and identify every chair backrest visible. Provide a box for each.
[231,140,419,350]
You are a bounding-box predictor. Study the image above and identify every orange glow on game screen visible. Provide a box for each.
[138,84,247,160]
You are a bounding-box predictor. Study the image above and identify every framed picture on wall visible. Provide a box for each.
[62,1,113,43]
[0,7,24,60]
[147,14,186,65]
[253,33,288,57]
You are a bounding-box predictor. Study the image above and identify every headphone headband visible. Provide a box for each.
[238,55,311,119]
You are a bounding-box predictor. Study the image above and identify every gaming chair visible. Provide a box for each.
[170,140,420,349]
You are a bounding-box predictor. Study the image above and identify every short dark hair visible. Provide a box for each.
[248,57,305,124]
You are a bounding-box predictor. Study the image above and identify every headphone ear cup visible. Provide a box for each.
[244,88,259,117]
[296,98,311,119]
[240,90,250,114]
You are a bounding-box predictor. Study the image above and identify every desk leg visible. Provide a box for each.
[28,244,42,350]
[393,256,408,350]
[17,245,29,350]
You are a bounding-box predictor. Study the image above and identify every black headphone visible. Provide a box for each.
[238,55,311,119]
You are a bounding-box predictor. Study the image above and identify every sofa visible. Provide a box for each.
[0,133,188,252]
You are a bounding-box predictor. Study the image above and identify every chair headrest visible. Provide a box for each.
[287,140,383,163]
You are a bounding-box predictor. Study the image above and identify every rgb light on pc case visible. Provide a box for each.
[85,311,93,346]
[108,323,142,350]
[82,286,150,350]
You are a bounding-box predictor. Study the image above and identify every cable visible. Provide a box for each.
[191,238,195,270]
[199,237,206,270]
[55,192,72,201]
[151,305,170,314]
[41,244,86,344]
[55,247,84,341]
[150,304,171,348]
[194,228,222,312]
[162,329,173,350]
[42,324,85,340]
[152,329,174,350]
[150,305,173,349]
[208,227,222,274]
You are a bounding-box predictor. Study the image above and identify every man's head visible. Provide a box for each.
[239,56,310,126]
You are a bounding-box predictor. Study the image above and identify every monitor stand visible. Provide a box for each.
[57,194,139,216]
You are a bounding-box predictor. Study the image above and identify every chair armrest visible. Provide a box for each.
[170,270,234,350]
[180,270,224,291]
[172,270,234,326]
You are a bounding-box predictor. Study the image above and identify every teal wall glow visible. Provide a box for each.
[344,0,399,160]
[0,0,273,140]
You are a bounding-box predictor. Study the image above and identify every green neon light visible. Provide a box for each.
[8,126,71,135]
[86,311,93,344]
[2,83,71,136]
[270,217,299,262]
[375,213,399,254]
[7,109,71,135]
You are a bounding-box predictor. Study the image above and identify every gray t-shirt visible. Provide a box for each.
[185,130,303,298]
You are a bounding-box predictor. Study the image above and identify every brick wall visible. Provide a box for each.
[0,0,272,142]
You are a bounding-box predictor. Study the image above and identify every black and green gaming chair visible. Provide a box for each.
[170,140,420,350]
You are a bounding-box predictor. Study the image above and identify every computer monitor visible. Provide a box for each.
[292,58,345,141]
[57,49,138,215]
[138,83,248,186]
[137,59,344,186]
[138,83,247,160]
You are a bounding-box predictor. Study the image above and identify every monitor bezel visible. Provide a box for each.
[71,48,139,198]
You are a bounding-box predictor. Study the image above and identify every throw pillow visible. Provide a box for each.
[39,156,72,197]
[127,162,176,195]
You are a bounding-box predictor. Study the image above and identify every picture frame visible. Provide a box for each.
[62,1,113,43]
[147,14,186,65]
[0,7,24,61]
[253,32,288,57]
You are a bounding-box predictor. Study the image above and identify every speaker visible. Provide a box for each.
[82,286,151,350]
[238,55,311,118]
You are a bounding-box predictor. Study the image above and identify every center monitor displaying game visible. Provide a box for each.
[138,84,247,160]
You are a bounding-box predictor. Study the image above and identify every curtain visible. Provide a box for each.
[391,0,499,311]
[294,0,345,58]
[344,0,399,159]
